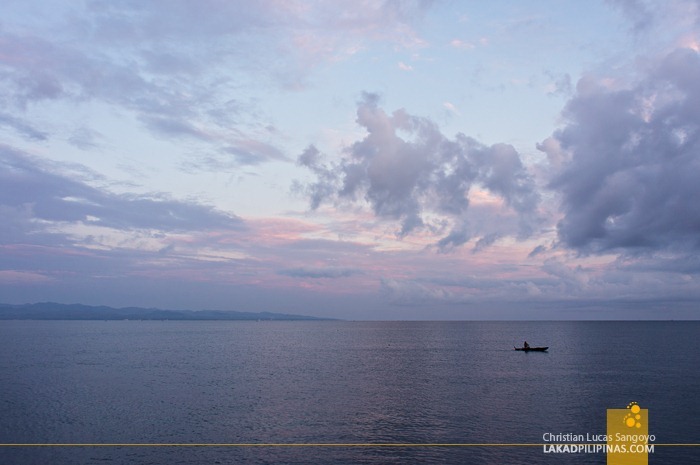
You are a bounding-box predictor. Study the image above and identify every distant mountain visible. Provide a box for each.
[0,302,329,321]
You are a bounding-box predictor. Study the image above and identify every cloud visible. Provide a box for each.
[443,101,460,115]
[224,139,289,165]
[606,0,655,32]
[0,1,432,170]
[472,233,500,253]
[0,145,244,237]
[0,113,48,140]
[380,271,559,306]
[67,126,103,150]
[142,116,214,141]
[544,72,573,96]
[380,277,454,305]
[278,267,363,279]
[0,1,431,105]
[542,47,700,254]
[449,38,487,50]
[297,93,540,248]
[436,226,470,252]
[0,146,258,306]
[528,244,547,258]
[0,270,54,284]
[606,1,700,50]
[450,39,475,50]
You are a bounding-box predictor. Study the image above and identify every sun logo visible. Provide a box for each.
[623,402,642,428]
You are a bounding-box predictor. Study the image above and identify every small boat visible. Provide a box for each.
[514,346,548,351]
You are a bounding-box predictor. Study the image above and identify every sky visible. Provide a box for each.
[2,0,700,320]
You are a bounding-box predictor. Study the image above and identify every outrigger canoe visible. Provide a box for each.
[514,346,548,352]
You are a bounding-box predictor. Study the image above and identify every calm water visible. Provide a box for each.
[1,320,698,464]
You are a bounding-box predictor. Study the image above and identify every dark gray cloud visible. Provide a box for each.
[472,233,500,253]
[436,227,470,252]
[297,94,540,248]
[619,254,700,274]
[528,244,547,258]
[0,145,244,237]
[542,47,700,254]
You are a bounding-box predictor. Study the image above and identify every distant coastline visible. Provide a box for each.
[0,302,329,321]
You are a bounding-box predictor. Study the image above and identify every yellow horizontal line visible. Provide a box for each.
[0,443,698,447]
[653,444,700,447]
[0,443,537,447]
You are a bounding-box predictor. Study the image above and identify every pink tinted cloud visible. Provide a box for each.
[296,94,540,250]
[0,270,53,284]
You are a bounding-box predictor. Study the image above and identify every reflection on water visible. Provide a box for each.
[1,320,698,464]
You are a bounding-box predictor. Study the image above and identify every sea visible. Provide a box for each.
[1,320,698,464]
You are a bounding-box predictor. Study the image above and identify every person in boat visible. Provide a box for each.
[523,341,530,349]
